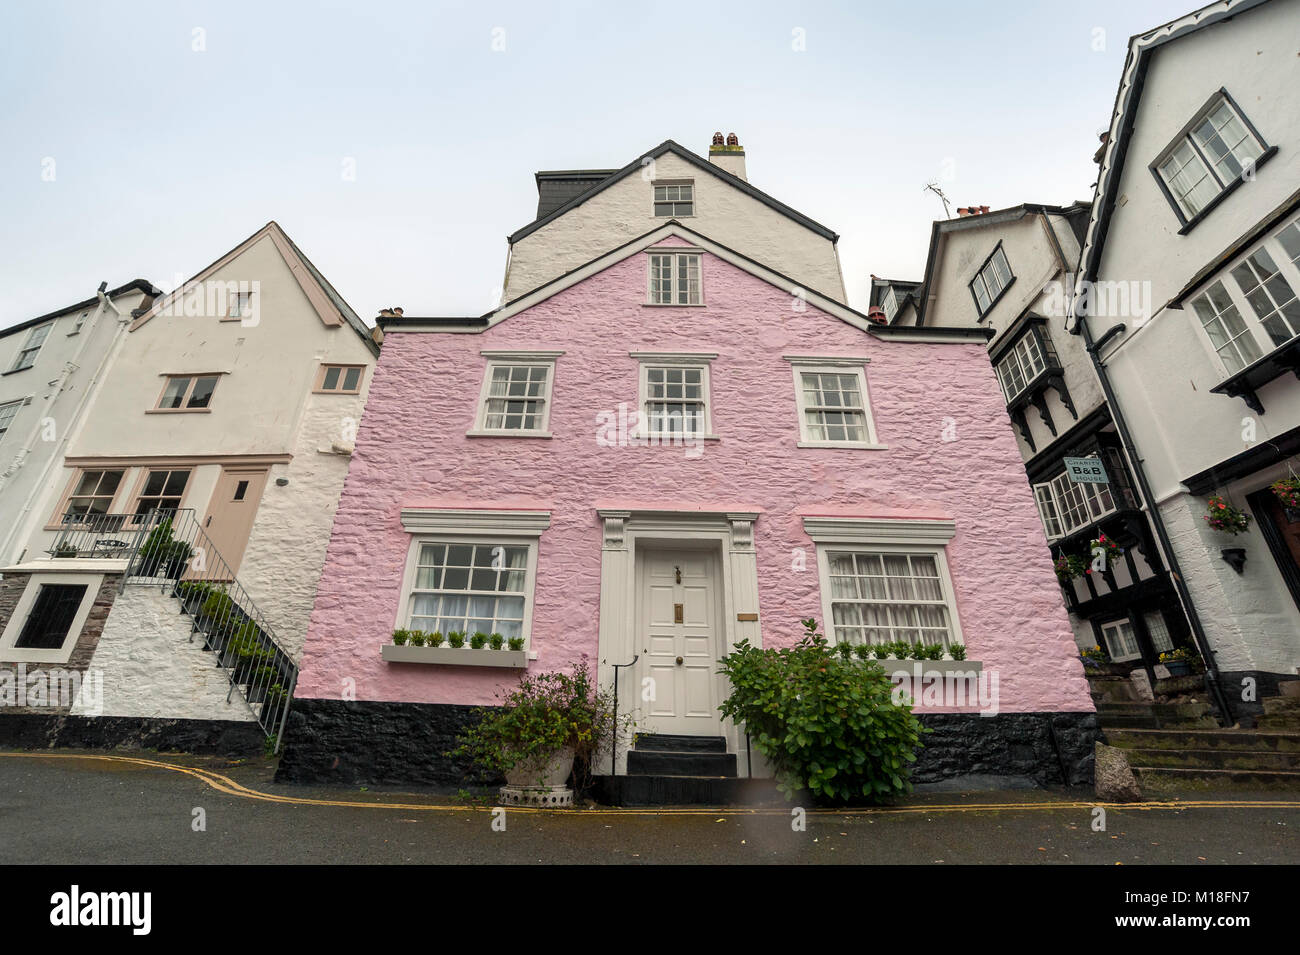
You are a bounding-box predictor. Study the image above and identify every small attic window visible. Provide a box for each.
[653,181,694,217]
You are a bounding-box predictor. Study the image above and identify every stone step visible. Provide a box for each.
[632,733,727,753]
[1123,748,1300,772]
[1132,766,1300,791]
[626,749,737,777]
[592,774,782,807]
[1095,701,1217,729]
[1262,696,1300,716]
[1106,727,1300,753]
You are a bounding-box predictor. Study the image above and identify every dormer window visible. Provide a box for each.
[653,181,694,217]
[648,252,702,305]
[969,246,1013,317]
[880,286,899,321]
[995,332,1048,402]
[1151,90,1272,232]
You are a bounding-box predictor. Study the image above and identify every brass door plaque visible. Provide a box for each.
[674,603,684,623]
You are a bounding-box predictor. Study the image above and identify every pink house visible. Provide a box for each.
[279,217,1097,798]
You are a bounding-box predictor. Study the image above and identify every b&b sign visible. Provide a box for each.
[1063,456,1109,484]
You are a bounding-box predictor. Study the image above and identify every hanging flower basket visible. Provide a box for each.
[1203,495,1251,535]
[1087,533,1124,569]
[1270,477,1300,509]
[1054,553,1087,583]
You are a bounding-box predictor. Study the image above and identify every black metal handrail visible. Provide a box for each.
[52,508,297,751]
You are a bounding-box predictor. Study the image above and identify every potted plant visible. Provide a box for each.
[470,631,489,650]
[1054,553,1086,584]
[836,642,854,661]
[507,636,525,652]
[392,629,410,646]
[853,643,872,662]
[949,643,967,661]
[1271,476,1300,509]
[1203,495,1251,535]
[448,631,466,649]
[1080,645,1108,670]
[135,519,193,579]
[451,663,626,801]
[489,632,505,651]
[1087,534,1123,571]
[428,631,445,647]
[1159,647,1196,677]
[52,540,79,558]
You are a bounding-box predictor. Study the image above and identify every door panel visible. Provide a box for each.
[638,549,720,735]
[197,468,269,578]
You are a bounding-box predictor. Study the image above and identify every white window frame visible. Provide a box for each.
[1032,463,1117,541]
[395,509,549,651]
[8,322,52,372]
[1154,92,1267,224]
[1100,618,1141,663]
[880,286,899,321]
[0,399,23,443]
[652,180,694,217]
[646,250,703,305]
[995,331,1048,402]
[468,350,562,438]
[0,572,105,664]
[1190,214,1300,377]
[803,517,966,654]
[785,357,885,449]
[970,246,1013,316]
[631,352,717,440]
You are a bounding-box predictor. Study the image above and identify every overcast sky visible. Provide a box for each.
[1,0,1201,328]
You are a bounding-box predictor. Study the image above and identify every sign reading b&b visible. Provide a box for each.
[1063,456,1109,484]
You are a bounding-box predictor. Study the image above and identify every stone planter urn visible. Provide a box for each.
[499,746,575,807]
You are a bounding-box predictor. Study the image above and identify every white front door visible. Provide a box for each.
[637,548,721,736]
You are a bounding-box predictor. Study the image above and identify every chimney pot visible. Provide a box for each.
[393,306,404,316]
[712,132,724,146]
[727,132,739,147]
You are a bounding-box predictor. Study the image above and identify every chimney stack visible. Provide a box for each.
[708,131,747,182]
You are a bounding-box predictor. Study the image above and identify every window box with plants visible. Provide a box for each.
[381,629,529,668]
[832,639,982,677]
[1158,646,1199,677]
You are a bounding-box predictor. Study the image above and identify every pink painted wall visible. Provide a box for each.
[297,242,1093,714]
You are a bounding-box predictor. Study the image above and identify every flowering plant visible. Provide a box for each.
[1088,533,1123,569]
[1054,553,1087,583]
[1158,647,1195,664]
[1270,477,1300,509]
[1203,495,1251,535]
[1080,645,1108,668]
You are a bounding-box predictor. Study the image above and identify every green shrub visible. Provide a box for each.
[949,643,967,661]
[717,618,927,802]
[489,632,505,650]
[508,636,525,652]
[908,642,927,660]
[871,643,892,660]
[853,643,872,661]
[836,641,853,661]
[921,643,945,661]
[392,629,410,646]
[470,631,489,650]
[428,631,444,647]
[450,663,630,789]
[409,630,427,647]
[201,590,234,622]
[448,631,466,648]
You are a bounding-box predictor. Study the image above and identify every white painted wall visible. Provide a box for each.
[18,227,377,662]
[504,151,847,303]
[1089,0,1300,676]
[0,287,151,566]
[70,584,255,721]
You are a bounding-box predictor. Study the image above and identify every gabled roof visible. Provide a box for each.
[913,202,1089,325]
[130,221,377,354]
[1,279,160,340]
[507,139,839,245]
[1070,0,1275,332]
[380,220,989,345]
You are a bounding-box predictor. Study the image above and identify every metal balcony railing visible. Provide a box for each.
[48,508,297,751]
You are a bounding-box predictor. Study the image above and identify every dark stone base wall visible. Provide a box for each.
[276,697,491,788]
[1217,670,1296,726]
[914,711,1098,787]
[278,698,1099,790]
[0,713,265,756]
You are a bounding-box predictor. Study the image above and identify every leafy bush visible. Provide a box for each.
[448,631,466,649]
[920,643,945,661]
[428,631,445,647]
[470,631,488,650]
[852,643,872,661]
[871,643,891,660]
[507,636,525,652]
[489,632,505,650]
[949,643,967,661]
[392,629,410,646]
[451,663,629,790]
[717,618,927,802]
[836,642,854,661]
[907,642,927,660]
[409,630,427,647]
